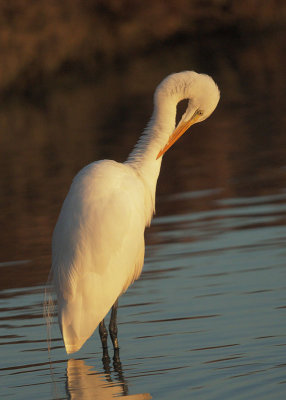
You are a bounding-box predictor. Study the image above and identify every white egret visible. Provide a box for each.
[46,71,220,354]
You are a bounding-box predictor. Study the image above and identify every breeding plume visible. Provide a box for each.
[47,71,220,354]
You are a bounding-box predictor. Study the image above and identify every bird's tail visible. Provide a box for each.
[43,273,62,398]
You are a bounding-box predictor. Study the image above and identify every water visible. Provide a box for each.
[1,30,286,399]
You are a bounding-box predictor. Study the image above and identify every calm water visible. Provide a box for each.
[1,31,286,399]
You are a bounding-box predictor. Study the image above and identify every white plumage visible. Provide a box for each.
[48,71,220,354]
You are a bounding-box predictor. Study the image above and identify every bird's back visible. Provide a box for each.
[51,160,146,353]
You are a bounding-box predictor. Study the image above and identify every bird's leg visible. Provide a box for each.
[101,351,112,379]
[109,299,119,360]
[99,319,108,348]
[113,352,128,396]
[99,319,109,361]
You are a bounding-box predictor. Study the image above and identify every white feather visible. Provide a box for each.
[47,71,220,353]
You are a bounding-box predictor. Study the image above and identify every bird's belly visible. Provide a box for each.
[54,223,145,353]
[51,159,148,352]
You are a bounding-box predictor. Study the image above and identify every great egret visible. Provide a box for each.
[47,71,220,354]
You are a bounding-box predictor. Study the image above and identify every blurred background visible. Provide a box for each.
[0,1,286,399]
[1,0,286,289]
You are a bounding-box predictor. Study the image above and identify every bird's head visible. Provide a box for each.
[155,71,220,159]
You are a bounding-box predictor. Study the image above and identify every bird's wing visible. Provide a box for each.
[51,160,146,353]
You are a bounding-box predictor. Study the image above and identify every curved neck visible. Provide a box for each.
[125,96,178,220]
[126,96,177,172]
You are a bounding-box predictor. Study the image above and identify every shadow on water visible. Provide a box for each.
[0,29,286,400]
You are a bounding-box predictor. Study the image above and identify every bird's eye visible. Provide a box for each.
[197,110,203,116]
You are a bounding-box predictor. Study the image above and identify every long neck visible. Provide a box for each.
[125,96,178,222]
[126,95,177,166]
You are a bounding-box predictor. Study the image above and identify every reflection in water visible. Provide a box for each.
[0,190,285,399]
[1,30,286,286]
[1,28,286,400]
[66,358,151,399]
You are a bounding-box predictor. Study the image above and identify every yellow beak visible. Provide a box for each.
[156,114,200,159]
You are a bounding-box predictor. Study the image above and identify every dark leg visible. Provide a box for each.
[99,319,109,360]
[99,319,108,348]
[113,352,128,396]
[109,299,119,357]
[102,351,111,378]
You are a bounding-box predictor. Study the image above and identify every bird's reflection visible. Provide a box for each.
[66,352,151,399]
